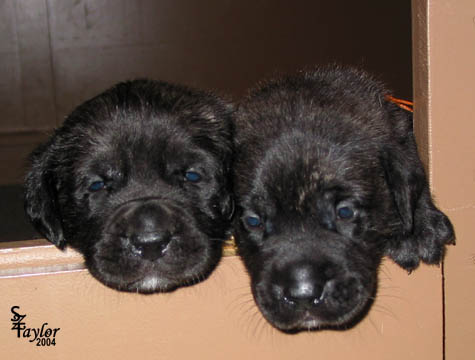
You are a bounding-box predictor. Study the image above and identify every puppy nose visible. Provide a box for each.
[130,232,171,261]
[109,199,175,261]
[281,264,325,307]
[128,202,173,261]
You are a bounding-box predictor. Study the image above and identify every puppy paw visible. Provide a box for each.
[387,239,421,272]
[415,208,455,265]
[387,208,455,271]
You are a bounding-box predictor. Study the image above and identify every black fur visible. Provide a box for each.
[25,80,234,293]
[233,66,454,332]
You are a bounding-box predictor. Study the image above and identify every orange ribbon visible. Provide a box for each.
[385,95,414,113]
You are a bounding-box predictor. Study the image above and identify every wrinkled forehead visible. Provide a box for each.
[71,114,215,175]
[88,111,186,148]
[252,139,379,207]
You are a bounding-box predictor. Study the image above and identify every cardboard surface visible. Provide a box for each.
[1,251,442,360]
[413,1,475,358]
[429,2,475,358]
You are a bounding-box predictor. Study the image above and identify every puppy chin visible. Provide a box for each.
[253,277,376,333]
[271,304,370,333]
[85,237,220,293]
[128,267,212,293]
[133,276,170,293]
[257,297,373,333]
[119,275,191,294]
[86,258,215,294]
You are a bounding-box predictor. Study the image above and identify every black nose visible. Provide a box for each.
[279,264,325,308]
[108,199,175,261]
[130,232,171,261]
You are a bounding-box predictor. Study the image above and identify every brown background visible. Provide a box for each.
[0,0,412,185]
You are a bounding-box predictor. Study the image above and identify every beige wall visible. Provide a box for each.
[416,0,475,358]
[413,0,475,358]
[1,241,443,360]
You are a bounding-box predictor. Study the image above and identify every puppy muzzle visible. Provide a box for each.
[106,198,178,261]
[256,259,373,331]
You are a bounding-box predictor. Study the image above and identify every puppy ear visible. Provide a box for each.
[381,105,455,271]
[24,143,66,249]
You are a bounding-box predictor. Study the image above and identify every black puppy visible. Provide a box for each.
[25,80,234,293]
[233,66,454,332]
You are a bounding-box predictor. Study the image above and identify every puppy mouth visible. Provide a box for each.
[88,235,218,293]
[85,197,222,293]
[282,297,373,332]
[122,267,212,294]
[253,273,376,332]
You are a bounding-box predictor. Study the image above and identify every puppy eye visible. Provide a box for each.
[337,205,354,219]
[245,216,262,228]
[184,171,201,183]
[89,180,105,192]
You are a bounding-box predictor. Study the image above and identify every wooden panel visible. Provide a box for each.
[0,0,55,130]
[0,0,23,130]
[0,131,50,185]
[0,0,412,185]
[47,0,142,49]
[46,0,413,122]
[15,0,56,128]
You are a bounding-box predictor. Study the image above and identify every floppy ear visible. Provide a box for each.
[24,143,66,249]
[381,105,455,271]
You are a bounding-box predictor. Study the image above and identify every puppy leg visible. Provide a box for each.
[382,106,455,271]
[387,187,455,271]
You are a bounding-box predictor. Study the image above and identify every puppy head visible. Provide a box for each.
[25,80,234,293]
[235,133,388,331]
[233,66,454,332]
